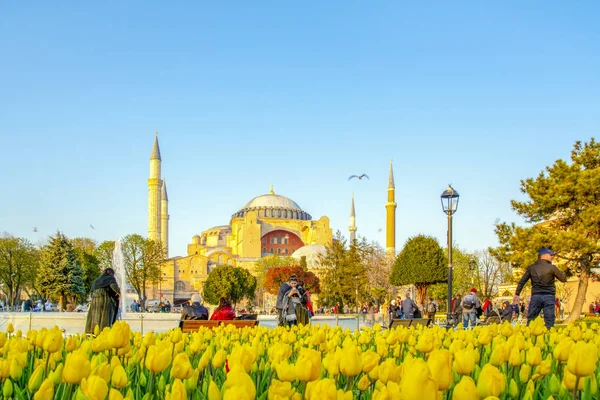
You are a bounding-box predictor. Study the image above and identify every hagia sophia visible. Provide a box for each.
[146,136,397,304]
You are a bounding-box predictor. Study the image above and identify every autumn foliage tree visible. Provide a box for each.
[264,266,320,295]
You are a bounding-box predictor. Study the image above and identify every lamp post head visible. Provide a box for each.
[440,185,460,215]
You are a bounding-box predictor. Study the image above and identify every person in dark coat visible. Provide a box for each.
[275,275,295,326]
[210,297,236,320]
[85,268,120,334]
[179,294,209,328]
[281,277,309,326]
[500,300,514,322]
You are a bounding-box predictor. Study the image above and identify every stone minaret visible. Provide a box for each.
[148,134,163,243]
[385,158,397,257]
[349,193,357,243]
[161,179,169,257]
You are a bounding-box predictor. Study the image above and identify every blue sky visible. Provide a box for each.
[1,2,599,257]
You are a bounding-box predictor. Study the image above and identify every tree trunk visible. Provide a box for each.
[415,284,428,306]
[564,268,590,324]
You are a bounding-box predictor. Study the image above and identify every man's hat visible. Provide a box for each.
[538,248,556,257]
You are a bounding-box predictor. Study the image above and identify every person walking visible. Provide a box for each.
[452,294,462,327]
[85,268,120,335]
[514,248,567,328]
[401,293,418,320]
[461,288,481,329]
[426,298,437,320]
[275,275,294,326]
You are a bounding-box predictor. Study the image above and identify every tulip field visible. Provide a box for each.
[0,318,598,400]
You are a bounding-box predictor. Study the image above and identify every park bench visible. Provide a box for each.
[181,319,260,333]
[388,318,432,329]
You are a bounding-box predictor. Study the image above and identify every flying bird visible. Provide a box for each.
[90,224,95,230]
[33,227,38,233]
[348,174,369,181]
[377,228,383,233]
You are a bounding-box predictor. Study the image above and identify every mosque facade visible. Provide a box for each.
[146,137,396,305]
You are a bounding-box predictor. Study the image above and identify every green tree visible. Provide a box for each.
[427,246,474,305]
[491,138,600,323]
[390,235,446,305]
[203,265,257,306]
[0,233,39,308]
[319,232,369,312]
[363,240,393,307]
[38,232,85,310]
[94,240,116,271]
[121,234,164,309]
[252,254,296,299]
[71,237,101,302]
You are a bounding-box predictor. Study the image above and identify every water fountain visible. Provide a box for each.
[112,238,127,318]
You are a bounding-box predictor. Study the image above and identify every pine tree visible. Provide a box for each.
[38,232,86,310]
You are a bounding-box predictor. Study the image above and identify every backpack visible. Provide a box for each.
[426,302,436,313]
[463,295,475,310]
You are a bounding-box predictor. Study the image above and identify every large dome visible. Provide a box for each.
[232,189,312,220]
[292,244,327,270]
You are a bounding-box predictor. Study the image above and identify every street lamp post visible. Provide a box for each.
[440,186,460,329]
[469,258,476,286]
[355,275,359,331]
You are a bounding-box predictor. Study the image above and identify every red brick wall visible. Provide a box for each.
[261,230,304,256]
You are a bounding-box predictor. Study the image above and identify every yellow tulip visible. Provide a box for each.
[549,374,561,395]
[361,351,380,373]
[208,380,221,400]
[171,353,194,380]
[489,343,509,366]
[508,346,522,367]
[92,362,111,383]
[49,363,63,385]
[399,358,437,399]
[166,379,187,400]
[170,328,183,344]
[223,365,256,400]
[42,327,64,353]
[519,364,531,384]
[111,365,128,389]
[526,346,542,366]
[427,349,452,390]
[28,365,44,392]
[184,369,200,393]
[268,379,295,399]
[276,362,295,382]
[357,375,371,391]
[416,332,434,353]
[452,375,478,400]
[567,341,598,377]
[9,358,22,380]
[339,345,362,377]
[228,345,257,374]
[108,321,131,349]
[377,358,398,384]
[145,344,172,373]
[33,378,54,400]
[509,379,519,399]
[537,356,552,376]
[66,336,78,352]
[477,364,506,398]
[2,379,12,398]
[305,378,337,400]
[563,368,585,390]
[81,375,109,400]
[553,338,574,363]
[453,348,476,375]
[109,388,124,400]
[337,389,353,400]
[529,317,547,336]
[63,351,92,384]
[212,349,227,369]
[223,385,252,400]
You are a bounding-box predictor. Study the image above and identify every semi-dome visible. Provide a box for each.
[291,244,327,270]
[232,187,312,220]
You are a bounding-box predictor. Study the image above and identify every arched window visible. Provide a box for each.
[270,248,274,254]
[277,234,282,244]
[262,247,267,253]
[175,281,185,291]
[277,248,282,254]
[277,209,282,217]
[218,255,223,264]
[284,249,289,255]
[283,235,289,245]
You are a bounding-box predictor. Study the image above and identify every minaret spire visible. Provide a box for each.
[385,159,397,257]
[150,132,161,160]
[388,157,394,188]
[349,193,357,243]
[161,179,169,257]
[148,134,163,243]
